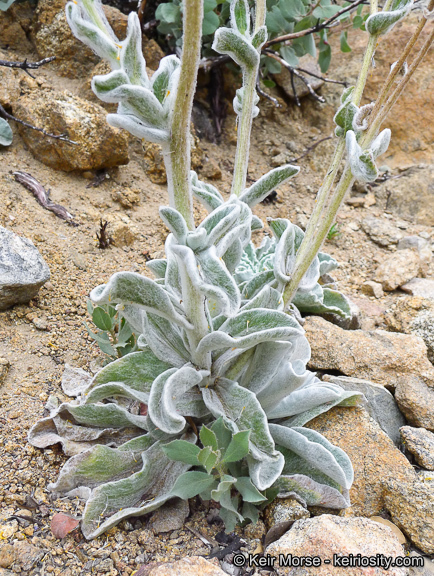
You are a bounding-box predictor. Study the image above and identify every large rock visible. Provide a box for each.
[0,1,33,51]
[0,51,20,109]
[307,407,416,517]
[305,316,434,390]
[266,515,408,576]
[361,217,403,247]
[0,227,50,311]
[322,375,405,445]
[395,376,434,431]
[385,480,434,554]
[377,166,434,227]
[402,278,434,299]
[375,249,424,291]
[400,426,434,470]
[385,297,434,364]
[12,90,129,172]
[145,557,227,576]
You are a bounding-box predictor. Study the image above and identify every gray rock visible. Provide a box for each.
[400,426,434,470]
[0,227,50,310]
[362,216,403,247]
[408,552,434,576]
[402,278,434,299]
[411,307,434,364]
[385,479,434,554]
[398,236,432,275]
[0,358,10,387]
[322,375,406,445]
[266,515,408,576]
[149,499,189,533]
[361,281,384,299]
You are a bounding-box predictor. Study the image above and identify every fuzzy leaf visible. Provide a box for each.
[120,13,149,87]
[159,207,188,244]
[274,474,350,508]
[198,446,218,473]
[148,365,208,434]
[294,286,352,319]
[251,26,267,49]
[191,172,224,211]
[146,259,167,279]
[90,272,192,330]
[239,165,300,207]
[151,55,180,103]
[200,425,219,452]
[231,0,250,35]
[211,417,232,450]
[212,28,259,70]
[366,0,413,35]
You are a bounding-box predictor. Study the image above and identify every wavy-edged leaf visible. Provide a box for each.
[148,365,208,434]
[366,0,413,35]
[151,54,180,103]
[159,207,188,244]
[191,171,224,211]
[98,84,166,128]
[80,439,191,539]
[294,286,352,319]
[146,259,167,279]
[106,112,169,144]
[90,272,192,330]
[318,252,338,276]
[239,165,299,207]
[269,424,353,490]
[240,340,292,395]
[197,308,303,356]
[143,313,190,368]
[274,473,350,508]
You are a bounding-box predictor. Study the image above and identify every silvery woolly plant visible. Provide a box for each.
[28,0,433,539]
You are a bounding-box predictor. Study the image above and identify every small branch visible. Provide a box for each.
[290,69,300,107]
[264,0,367,48]
[256,76,281,108]
[263,50,326,104]
[0,56,55,79]
[0,104,77,144]
[137,0,147,26]
[296,66,348,87]
[13,171,78,226]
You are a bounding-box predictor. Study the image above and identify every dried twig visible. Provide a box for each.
[85,169,108,188]
[13,171,78,226]
[0,104,77,144]
[0,56,55,79]
[256,76,281,108]
[96,219,114,249]
[138,0,147,26]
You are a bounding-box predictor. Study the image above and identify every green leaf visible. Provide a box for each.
[232,0,250,35]
[211,417,232,450]
[92,307,113,331]
[0,0,16,11]
[198,446,219,473]
[340,30,351,53]
[171,471,217,499]
[202,10,220,35]
[161,439,200,465]
[120,12,149,87]
[223,430,250,463]
[318,42,331,73]
[236,477,267,503]
[252,26,267,49]
[240,165,299,207]
[200,425,219,452]
[313,4,342,18]
[212,28,259,70]
[156,2,181,24]
[211,474,236,501]
[280,45,299,67]
[262,79,276,88]
[0,118,13,146]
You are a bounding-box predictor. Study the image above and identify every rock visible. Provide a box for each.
[375,249,423,291]
[369,517,406,544]
[361,281,384,299]
[409,552,434,576]
[0,227,50,311]
[307,407,416,517]
[305,316,434,390]
[385,297,434,364]
[50,513,80,539]
[147,556,227,576]
[385,480,434,554]
[95,558,114,573]
[32,0,128,78]
[0,358,10,387]
[111,187,141,209]
[402,278,434,300]
[395,377,434,430]
[0,545,15,569]
[398,236,432,275]
[273,55,324,100]
[110,220,138,247]
[322,375,405,445]
[142,38,165,71]
[12,90,129,172]
[0,2,33,51]
[12,542,44,572]
[378,166,434,226]
[266,515,408,576]
[32,317,48,331]
[264,498,310,529]
[200,158,222,180]
[400,426,434,470]
[361,217,403,247]
[0,54,20,108]
[149,499,189,534]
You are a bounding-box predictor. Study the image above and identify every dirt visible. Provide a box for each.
[0,8,433,576]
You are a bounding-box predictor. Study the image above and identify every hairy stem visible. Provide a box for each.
[168,0,203,229]
[231,0,266,196]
